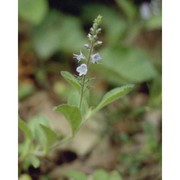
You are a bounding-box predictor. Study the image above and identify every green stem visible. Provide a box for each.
[79,41,94,109]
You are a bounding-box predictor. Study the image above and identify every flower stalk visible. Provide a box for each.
[73,15,103,109]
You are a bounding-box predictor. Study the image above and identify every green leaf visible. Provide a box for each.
[61,71,81,93]
[63,170,87,180]
[18,0,48,25]
[94,85,134,112]
[116,0,137,20]
[23,154,41,169]
[54,104,82,135]
[67,90,89,116]
[27,115,50,149]
[18,119,33,141]
[145,15,162,30]
[18,83,35,100]
[96,46,158,84]
[32,11,85,58]
[30,156,41,168]
[40,125,58,152]
[109,171,122,180]
[93,169,109,180]
[19,174,32,180]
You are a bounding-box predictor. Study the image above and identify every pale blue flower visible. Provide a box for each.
[76,64,88,76]
[91,53,102,63]
[84,44,89,48]
[73,51,84,62]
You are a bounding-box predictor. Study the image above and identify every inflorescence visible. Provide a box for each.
[73,15,103,108]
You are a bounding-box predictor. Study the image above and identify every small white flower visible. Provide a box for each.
[87,33,92,38]
[90,27,94,32]
[91,53,102,63]
[97,28,101,32]
[76,64,88,76]
[73,51,84,62]
[97,41,103,45]
[84,43,89,48]
[93,35,98,39]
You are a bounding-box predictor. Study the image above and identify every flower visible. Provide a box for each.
[87,33,92,38]
[73,51,85,62]
[97,41,103,45]
[96,28,102,33]
[84,44,89,48]
[93,35,98,39]
[91,53,102,63]
[76,64,88,76]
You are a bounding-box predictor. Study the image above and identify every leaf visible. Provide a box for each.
[18,119,33,141]
[54,104,82,135]
[32,11,85,58]
[30,156,41,168]
[145,15,162,30]
[96,46,158,84]
[116,0,137,20]
[27,115,50,149]
[93,169,109,180]
[19,174,32,180]
[18,0,48,25]
[61,71,81,93]
[63,170,87,180]
[94,85,134,112]
[18,83,35,100]
[40,125,58,152]
[109,171,122,180]
[23,154,41,170]
[67,90,89,116]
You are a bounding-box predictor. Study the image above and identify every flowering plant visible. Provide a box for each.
[54,15,134,138]
[18,16,134,164]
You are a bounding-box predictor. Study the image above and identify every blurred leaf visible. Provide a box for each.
[53,81,70,100]
[24,155,40,169]
[61,71,81,93]
[145,15,162,30]
[97,46,158,84]
[18,0,48,25]
[28,115,50,148]
[54,104,82,135]
[116,0,137,20]
[18,83,35,100]
[93,169,109,180]
[40,125,58,152]
[19,174,32,180]
[18,119,33,141]
[94,85,134,112]
[33,11,85,59]
[63,170,87,180]
[143,122,158,150]
[21,155,38,170]
[30,156,40,168]
[109,171,122,180]
[149,76,162,107]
